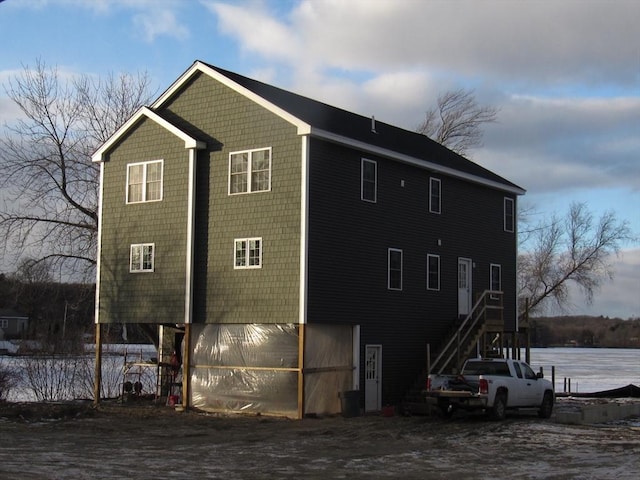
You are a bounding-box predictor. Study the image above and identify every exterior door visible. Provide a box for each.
[365,345,382,412]
[458,258,472,316]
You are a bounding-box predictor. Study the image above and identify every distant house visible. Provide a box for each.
[0,308,28,340]
[92,61,525,418]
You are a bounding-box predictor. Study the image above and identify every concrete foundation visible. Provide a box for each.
[555,402,640,425]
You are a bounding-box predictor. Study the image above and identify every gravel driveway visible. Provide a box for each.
[1,399,639,479]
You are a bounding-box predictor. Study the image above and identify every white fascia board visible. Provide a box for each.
[308,128,526,196]
[152,61,312,136]
[91,106,205,163]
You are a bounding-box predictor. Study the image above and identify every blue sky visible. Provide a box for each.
[0,0,638,318]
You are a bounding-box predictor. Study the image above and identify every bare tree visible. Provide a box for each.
[0,60,154,280]
[416,89,498,156]
[518,202,633,318]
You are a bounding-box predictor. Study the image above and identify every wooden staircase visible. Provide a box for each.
[401,290,504,415]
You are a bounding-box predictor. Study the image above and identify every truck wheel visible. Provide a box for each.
[538,391,554,418]
[491,392,507,420]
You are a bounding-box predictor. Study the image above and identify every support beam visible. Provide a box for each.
[93,323,102,406]
[297,324,305,420]
[182,323,191,409]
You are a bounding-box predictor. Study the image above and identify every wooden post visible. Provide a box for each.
[181,323,191,409]
[426,343,431,416]
[456,330,461,372]
[93,322,102,406]
[297,324,305,420]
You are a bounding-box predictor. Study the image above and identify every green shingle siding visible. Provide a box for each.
[99,118,190,324]
[158,73,302,324]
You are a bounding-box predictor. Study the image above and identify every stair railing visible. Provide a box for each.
[430,290,503,375]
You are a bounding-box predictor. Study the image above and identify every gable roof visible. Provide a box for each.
[92,106,206,163]
[152,61,524,195]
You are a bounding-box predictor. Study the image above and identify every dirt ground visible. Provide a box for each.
[1,398,639,480]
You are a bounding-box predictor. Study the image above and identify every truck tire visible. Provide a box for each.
[538,391,554,418]
[491,392,507,420]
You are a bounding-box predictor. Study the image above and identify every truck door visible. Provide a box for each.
[516,361,543,405]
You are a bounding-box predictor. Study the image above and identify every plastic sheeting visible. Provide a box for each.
[189,323,355,417]
[304,324,354,415]
[190,324,299,416]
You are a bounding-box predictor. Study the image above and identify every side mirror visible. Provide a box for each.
[536,371,543,379]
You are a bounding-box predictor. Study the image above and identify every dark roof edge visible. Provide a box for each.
[153,60,525,196]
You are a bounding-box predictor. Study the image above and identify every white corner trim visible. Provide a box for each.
[92,106,206,163]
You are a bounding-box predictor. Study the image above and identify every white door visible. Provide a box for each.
[458,258,472,316]
[365,345,382,412]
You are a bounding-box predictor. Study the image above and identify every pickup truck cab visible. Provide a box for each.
[425,358,554,420]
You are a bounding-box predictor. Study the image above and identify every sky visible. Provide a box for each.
[0,0,638,319]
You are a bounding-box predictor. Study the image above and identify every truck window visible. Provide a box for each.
[522,364,537,380]
[463,361,511,376]
[513,363,523,378]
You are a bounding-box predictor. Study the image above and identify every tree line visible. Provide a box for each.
[530,315,640,348]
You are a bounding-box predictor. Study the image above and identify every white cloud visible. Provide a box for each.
[207,2,303,63]
[560,248,640,319]
[133,8,189,42]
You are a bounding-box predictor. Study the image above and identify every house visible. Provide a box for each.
[92,61,525,418]
[0,308,28,341]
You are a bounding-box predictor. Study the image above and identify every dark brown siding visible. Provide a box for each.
[306,138,517,404]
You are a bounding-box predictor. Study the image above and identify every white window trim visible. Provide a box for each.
[130,243,155,273]
[429,177,441,214]
[228,147,272,195]
[490,263,502,299]
[234,237,263,269]
[504,197,515,232]
[388,248,403,291]
[361,158,377,203]
[427,254,441,291]
[126,160,163,204]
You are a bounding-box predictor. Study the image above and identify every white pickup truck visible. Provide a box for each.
[425,358,554,420]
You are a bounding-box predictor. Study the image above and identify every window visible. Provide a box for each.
[504,197,514,232]
[513,363,523,378]
[235,238,262,269]
[229,148,271,194]
[388,248,402,290]
[490,264,502,299]
[427,254,440,291]
[130,243,154,272]
[361,158,377,202]
[429,177,441,214]
[0,319,8,329]
[127,160,163,203]
[522,363,538,380]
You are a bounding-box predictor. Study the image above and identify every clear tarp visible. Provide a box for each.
[189,323,355,417]
[304,324,354,415]
[190,324,299,416]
